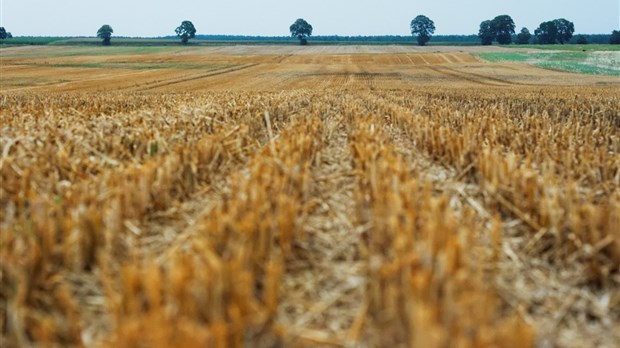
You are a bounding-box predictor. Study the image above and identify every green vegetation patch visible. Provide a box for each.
[0,37,67,46]
[478,51,620,76]
[477,52,529,62]
[503,44,620,52]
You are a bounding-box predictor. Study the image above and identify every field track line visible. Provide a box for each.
[0,69,155,92]
[425,65,516,86]
[134,64,260,91]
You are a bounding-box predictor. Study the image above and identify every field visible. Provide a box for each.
[1,45,619,347]
[479,50,620,76]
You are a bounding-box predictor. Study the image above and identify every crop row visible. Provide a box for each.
[1,87,619,346]
[367,87,620,274]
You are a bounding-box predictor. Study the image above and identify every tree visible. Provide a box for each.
[175,20,196,44]
[478,20,494,45]
[0,27,7,40]
[410,15,436,46]
[535,21,558,44]
[553,18,574,44]
[6,32,12,39]
[610,30,620,45]
[491,15,515,44]
[290,18,313,45]
[535,19,574,44]
[516,27,531,44]
[97,25,114,46]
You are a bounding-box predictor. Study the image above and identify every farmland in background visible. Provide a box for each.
[0,35,483,48]
[1,45,619,347]
[478,50,620,75]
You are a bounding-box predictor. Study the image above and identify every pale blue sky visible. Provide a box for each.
[1,0,618,37]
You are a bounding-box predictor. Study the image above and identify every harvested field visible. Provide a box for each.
[3,46,619,93]
[1,45,619,348]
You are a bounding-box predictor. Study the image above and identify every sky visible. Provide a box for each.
[1,0,619,37]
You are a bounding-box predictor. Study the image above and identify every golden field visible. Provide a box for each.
[1,45,619,347]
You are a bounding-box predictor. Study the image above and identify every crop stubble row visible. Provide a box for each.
[1,83,619,347]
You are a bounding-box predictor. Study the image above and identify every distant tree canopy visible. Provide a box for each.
[290,18,313,45]
[478,15,515,45]
[0,27,7,40]
[572,34,612,44]
[175,20,196,44]
[410,15,435,46]
[535,19,574,44]
[575,35,588,44]
[188,34,480,44]
[535,21,558,44]
[491,15,515,44]
[516,27,531,44]
[611,30,620,44]
[554,19,575,44]
[478,20,494,45]
[97,25,114,46]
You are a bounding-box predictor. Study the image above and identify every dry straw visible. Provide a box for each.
[1,85,619,347]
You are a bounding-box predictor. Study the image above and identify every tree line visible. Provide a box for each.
[476,16,582,45]
[188,34,481,43]
[0,27,14,39]
[3,18,620,46]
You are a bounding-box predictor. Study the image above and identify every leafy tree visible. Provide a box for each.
[175,20,196,44]
[553,18,574,44]
[0,27,7,40]
[478,20,494,45]
[535,21,558,44]
[6,32,12,39]
[97,25,114,46]
[516,27,531,44]
[535,19,574,44]
[610,30,620,44]
[410,15,436,46]
[290,18,313,45]
[491,15,515,44]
